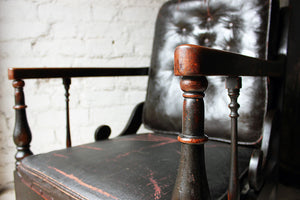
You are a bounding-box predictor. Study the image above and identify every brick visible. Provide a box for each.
[38,1,91,23]
[0,0,37,22]
[91,5,120,22]
[120,7,158,22]
[89,0,121,7]
[0,22,49,41]
[69,108,90,127]
[79,22,129,40]
[0,41,33,57]
[122,0,165,7]
[74,77,116,92]
[85,39,114,57]
[51,22,78,39]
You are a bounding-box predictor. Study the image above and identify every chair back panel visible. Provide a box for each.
[143,0,279,145]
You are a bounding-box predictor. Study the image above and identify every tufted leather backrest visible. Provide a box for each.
[143,0,279,145]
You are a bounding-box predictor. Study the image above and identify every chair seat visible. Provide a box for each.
[18,133,253,200]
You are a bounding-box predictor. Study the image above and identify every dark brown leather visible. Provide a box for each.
[18,134,253,200]
[143,0,279,145]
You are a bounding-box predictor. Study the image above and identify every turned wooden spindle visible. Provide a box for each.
[173,45,211,200]
[12,80,33,166]
[226,76,242,200]
[63,78,72,148]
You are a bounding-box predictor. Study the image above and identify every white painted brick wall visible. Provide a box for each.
[0,0,166,193]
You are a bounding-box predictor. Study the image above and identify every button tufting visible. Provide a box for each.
[207,17,212,22]
[226,45,231,50]
[182,27,187,33]
[228,22,233,28]
[204,38,210,44]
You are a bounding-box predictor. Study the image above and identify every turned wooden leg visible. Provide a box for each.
[12,80,33,167]
[226,76,241,200]
[172,76,211,200]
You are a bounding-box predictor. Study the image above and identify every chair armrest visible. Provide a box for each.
[8,67,149,80]
[174,44,285,77]
[9,67,149,165]
[172,44,286,199]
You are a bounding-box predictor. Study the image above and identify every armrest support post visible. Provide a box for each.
[226,76,241,200]
[12,80,33,167]
[173,44,212,199]
[172,76,211,200]
[63,78,72,148]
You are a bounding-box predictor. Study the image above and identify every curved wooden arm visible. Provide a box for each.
[8,67,149,80]
[174,44,285,77]
[119,102,144,136]
[94,102,144,141]
[249,110,280,191]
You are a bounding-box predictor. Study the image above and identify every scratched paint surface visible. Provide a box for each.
[18,133,253,199]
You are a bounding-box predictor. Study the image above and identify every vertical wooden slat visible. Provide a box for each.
[12,79,33,166]
[226,76,242,200]
[63,78,72,148]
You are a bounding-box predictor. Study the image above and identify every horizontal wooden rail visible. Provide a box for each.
[8,67,149,80]
[174,44,285,77]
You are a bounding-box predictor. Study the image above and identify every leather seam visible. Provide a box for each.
[144,123,262,146]
[19,177,49,200]
[18,164,87,200]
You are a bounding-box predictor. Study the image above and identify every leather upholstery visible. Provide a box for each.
[143,0,278,145]
[18,134,253,200]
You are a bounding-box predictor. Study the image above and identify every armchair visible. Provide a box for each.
[9,0,287,199]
